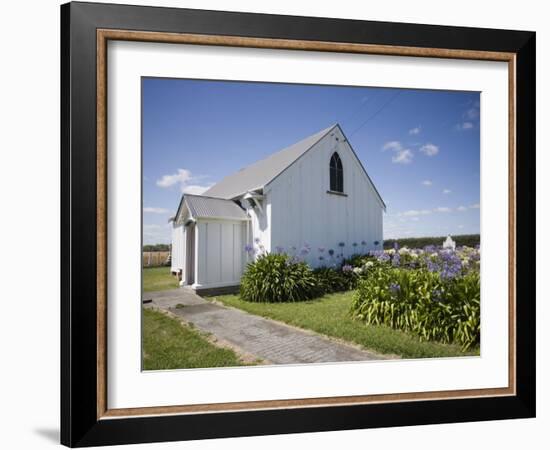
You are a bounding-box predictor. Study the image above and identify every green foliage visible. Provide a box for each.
[313,267,357,293]
[143,244,171,252]
[383,234,480,250]
[142,308,253,369]
[240,253,322,302]
[351,267,480,350]
[143,267,179,292]
[214,292,479,359]
[342,253,374,268]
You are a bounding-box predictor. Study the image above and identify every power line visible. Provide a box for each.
[348,91,402,137]
[339,91,380,127]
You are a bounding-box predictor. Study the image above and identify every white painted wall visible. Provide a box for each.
[267,126,384,267]
[170,222,185,273]
[193,219,247,288]
[245,196,272,253]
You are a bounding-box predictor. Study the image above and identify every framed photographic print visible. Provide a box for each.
[60,1,536,447]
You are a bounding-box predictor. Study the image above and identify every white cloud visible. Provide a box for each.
[382,141,403,152]
[422,180,432,187]
[409,126,421,135]
[465,107,480,120]
[182,184,214,195]
[455,121,474,131]
[410,217,420,221]
[419,143,439,156]
[457,205,468,212]
[458,224,465,229]
[470,203,480,209]
[401,209,431,217]
[156,168,192,188]
[143,223,171,244]
[143,207,170,214]
[383,141,413,164]
[443,189,452,194]
[434,207,452,213]
[156,168,214,194]
[392,149,413,164]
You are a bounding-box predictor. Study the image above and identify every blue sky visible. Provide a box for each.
[142,78,480,244]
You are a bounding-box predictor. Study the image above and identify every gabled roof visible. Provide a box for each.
[204,125,336,199]
[176,194,249,222]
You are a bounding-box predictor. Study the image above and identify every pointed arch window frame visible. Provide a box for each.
[329,151,344,193]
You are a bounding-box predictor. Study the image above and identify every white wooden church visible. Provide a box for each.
[170,124,385,293]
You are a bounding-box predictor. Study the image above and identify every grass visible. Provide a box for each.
[143,266,179,292]
[142,308,251,370]
[210,292,480,359]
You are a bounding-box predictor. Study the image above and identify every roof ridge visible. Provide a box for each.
[203,124,337,199]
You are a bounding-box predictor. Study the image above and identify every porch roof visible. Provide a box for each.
[180,194,249,222]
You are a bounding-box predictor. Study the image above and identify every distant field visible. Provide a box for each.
[384,234,480,250]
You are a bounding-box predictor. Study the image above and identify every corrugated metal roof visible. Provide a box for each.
[204,125,336,199]
[184,194,249,221]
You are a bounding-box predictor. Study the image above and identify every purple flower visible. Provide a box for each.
[275,245,285,254]
[393,241,399,251]
[328,249,335,256]
[338,242,345,248]
[254,237,261,244]
[392,252,401,267]
[361,240,367,246]
[319,256,325,261]
[244,244,254,255]
[373,241,380,246]
[389,283,401,295]
[353,242,358,247]
[299,246,311,256]
[342,264,353,273]
[432,289,443,302]
[318,247,325,253]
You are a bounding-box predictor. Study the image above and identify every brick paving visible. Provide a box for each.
[146,288,384,364]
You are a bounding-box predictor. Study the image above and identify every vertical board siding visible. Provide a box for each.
[195,219,247,288]
[268,127,384,267]
[170,223,185,272]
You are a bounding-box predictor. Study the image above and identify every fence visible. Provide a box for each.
[143,251,170,267]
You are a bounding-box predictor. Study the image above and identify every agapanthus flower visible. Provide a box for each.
[432,288,443,302]
[275,245,285,254]
[328,249,335,256]
[342,264,353,273]
[338,242,345,248]
[392,252,401,267]
[318,247,325,253]
[254,237,261,244]
[244,244,254,254]
[389,283,401,295]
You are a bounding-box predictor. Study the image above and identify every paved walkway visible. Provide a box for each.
[144,288,384,364]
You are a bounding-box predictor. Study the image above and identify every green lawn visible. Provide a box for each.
[143,266,179,292]
[210,292,480,359]
[142,308,251,370]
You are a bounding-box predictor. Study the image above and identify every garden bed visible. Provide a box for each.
[209,292,479,359]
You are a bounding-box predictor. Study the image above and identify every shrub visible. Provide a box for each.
[240,253,322,302]
[313,267,357,293]
[350,267,480,350]
[342,253,373,268]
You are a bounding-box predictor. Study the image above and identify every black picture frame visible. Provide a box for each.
[61,1,536,447]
